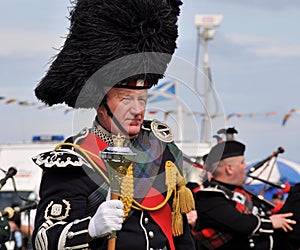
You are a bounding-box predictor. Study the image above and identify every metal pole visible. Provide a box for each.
[202,33,211,143]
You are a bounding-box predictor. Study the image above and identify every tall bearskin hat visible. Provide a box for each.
[35,0,182,108]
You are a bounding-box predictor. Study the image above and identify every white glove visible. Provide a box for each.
[88,200,124,238]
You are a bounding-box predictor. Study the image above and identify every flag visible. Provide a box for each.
[147,79,176,103]
[291,109,300,114]
[163,111,175,121]
[148,110,158,115]
[226,113,237,121]
[18,101,36,107]
[282,109,300,126]
[282,113,291,126]
[5,98,17,104]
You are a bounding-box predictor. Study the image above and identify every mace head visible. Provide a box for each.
[112,134,126,147]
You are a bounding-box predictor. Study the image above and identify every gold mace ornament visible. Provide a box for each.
[100,134,136,250]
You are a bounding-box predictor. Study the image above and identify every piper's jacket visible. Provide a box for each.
[193,179,295,250]
[32,120,195,250]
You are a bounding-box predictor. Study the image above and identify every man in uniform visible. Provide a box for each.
[31,0,195,250]
[192,131,297,250]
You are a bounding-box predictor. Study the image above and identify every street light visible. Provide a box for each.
[194,14,223,143]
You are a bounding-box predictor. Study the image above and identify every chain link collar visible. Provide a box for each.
[91,119,135,146]
[91,119,114,146]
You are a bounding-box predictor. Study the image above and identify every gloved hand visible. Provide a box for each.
[88,200,124,238]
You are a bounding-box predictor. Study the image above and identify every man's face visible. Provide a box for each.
[225,156,248,186]
[97,88,147,137]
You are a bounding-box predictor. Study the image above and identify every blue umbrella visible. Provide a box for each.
[245,157,300,200]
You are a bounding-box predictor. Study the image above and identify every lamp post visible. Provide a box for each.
[194,14,223,143]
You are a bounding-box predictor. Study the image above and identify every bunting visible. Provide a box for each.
[0,95,72,113]
[0,94,299,126]
[282,109,300,126]
[146,109,299,126]
[225,112,277,121]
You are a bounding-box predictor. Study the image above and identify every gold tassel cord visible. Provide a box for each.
[167,161,184,236]
[120,164,134,220]
[167,160,195,214]
[168,161,195,236]
[172,192,183,237]
[177,179,195,213]
[131,189,174,211]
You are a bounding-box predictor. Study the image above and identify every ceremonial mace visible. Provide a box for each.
[100,134,136,250]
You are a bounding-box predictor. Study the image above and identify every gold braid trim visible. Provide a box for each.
[120,164,134,220]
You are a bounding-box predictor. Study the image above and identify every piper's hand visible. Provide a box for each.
[88,200,124,238]
[186,210,197,228]
[270,212,296,232]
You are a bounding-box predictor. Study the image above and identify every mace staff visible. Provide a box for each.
[100,134,136,250]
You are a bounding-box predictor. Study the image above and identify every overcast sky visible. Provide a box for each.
[0,0,300,163]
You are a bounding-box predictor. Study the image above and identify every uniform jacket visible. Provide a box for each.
[194,179,276,250]
[32,120,195,250]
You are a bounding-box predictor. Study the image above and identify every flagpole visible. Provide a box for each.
[194,15,223,143]
[175,80,184,143]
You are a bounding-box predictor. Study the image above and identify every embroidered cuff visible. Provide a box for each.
[253,216,274,235]
[58,217,91,250]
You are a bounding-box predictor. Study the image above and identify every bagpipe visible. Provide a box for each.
[246,147,300,249]
[0,202,38,246]
[185,147,300,249]
[246,146,288,208]
[0,202,38,219]
[0,167,18,244]
[0,166,38,246]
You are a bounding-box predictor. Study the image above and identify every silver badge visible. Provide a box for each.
[136,79,145,87]
[150,120,174,143]
[51,204,62,216]
[44,199,71,221]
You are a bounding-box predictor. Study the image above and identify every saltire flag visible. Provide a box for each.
[147,79,176,103]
